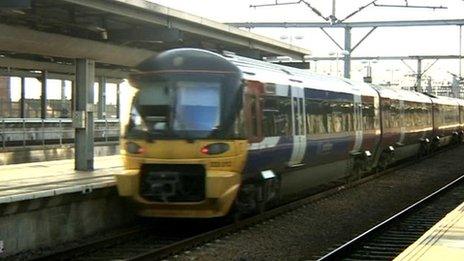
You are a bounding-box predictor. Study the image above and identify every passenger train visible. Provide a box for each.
[116,48,464,218]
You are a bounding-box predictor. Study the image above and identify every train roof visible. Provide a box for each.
[223,52,464,106]
[224,52,377,97]
[428,94,461,106]
[371,85,432,104]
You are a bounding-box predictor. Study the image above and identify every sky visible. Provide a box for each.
[8,0,463,121]
[149,0,464,85]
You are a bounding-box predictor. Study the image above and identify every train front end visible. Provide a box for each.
[116,49,248,218]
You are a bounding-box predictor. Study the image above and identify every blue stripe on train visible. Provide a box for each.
[304,136,355,166]
[243,136,293,178]
[242,135,355,178]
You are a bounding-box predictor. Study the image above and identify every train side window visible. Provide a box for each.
[391,100,401,128]
[245,94,262,142]
[299,98,305,134]
[293,97,300,135]
[435,105,441,126]
[331,100,354,133]
[404,102,412,128]
[453,105,459,123]
[277,96,292,136]
[262,96,277,137]
[461,106,464,124]
[305,97,354,135]
[382,100,390,129]
[306,99,328,134]
[361,95,379,131]
[260,95,292,137]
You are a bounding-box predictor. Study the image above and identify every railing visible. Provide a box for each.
[0,118,120,149]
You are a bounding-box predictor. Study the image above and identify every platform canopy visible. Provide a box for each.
[0,0,310,77]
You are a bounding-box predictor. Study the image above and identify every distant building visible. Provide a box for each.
[398,76,464,98]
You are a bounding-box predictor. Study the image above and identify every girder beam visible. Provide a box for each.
[228,19,464,28]
[0,57,128,79]
[61,0,309,59]
[0,23,155,67]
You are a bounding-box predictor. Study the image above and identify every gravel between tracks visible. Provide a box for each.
[173,146,464,261]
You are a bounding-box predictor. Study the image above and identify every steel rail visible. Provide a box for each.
[125,147,454,261]
[34,145,459,260]
[33,227,147,261]
[318,172,464,260]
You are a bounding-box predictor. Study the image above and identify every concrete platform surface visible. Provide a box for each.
[395,201,464,260]
[0,156,122,204]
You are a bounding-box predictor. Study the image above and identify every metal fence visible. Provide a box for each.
[0,118,120,149]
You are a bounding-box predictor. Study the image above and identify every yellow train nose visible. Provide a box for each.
[117,139,248,218]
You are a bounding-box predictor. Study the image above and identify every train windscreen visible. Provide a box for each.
[125,73,242,140]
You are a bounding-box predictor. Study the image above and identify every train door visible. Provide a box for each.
[244,81,263,143]
[289,86,307,166]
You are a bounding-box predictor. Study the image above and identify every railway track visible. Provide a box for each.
[318,173,464,260]
[34,147,457,261]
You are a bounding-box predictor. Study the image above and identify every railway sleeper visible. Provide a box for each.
[351,252,398,259]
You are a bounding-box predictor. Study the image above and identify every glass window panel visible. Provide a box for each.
[0,77,20,117]
[46,79,60,118]
[24,77,41,118]
[93,82,99,118]
[105,83,118,118]
[174,81,221,132]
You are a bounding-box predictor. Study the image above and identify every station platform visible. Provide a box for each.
[0,155,121,204]
[395,201,464,260]
[0,156,134,258]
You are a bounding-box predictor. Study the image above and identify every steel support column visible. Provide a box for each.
[75,59,95,171]
[71,80,76,113]
[61,80,66,101]
[40,71,47,119]
[415,59,422,92]
[97,76,106,119]
[344,27,352,78]
[20,77,25,118]
[116,83,120,119]
[460,25,462,78]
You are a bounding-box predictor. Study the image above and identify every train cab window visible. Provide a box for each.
[137,83,170,130]
[174,82,221,132]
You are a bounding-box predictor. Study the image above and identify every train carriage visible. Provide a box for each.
[372,87,434,166]
[430,96,461,147]
[457,98,464,141]
[236,65,382,203]
[116,48,464,218]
